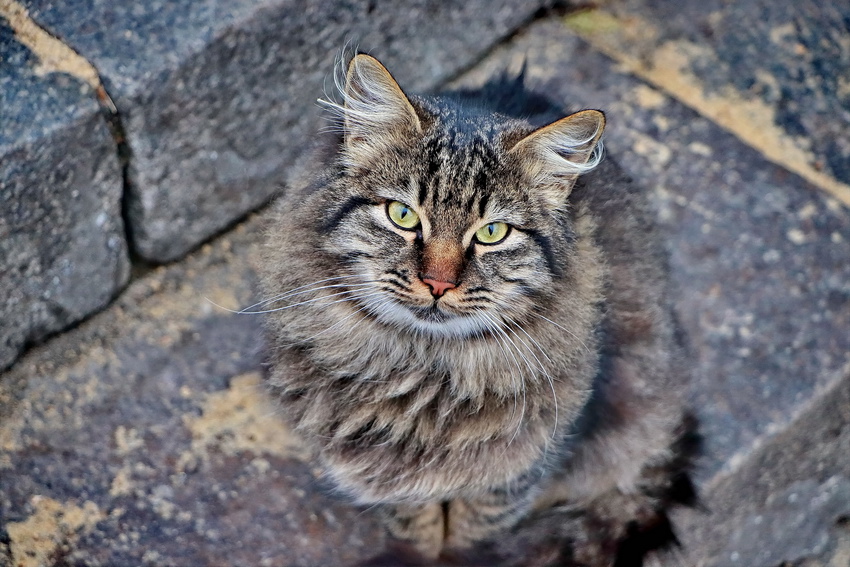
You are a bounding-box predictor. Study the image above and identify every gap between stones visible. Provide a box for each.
[0,0,153,283]
[0,0,159,369]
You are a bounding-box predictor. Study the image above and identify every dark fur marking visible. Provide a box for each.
[421,140,444,208]
[340,251,374,264]
[524,228,558,276]
[345,418,393,448]
[382,278,408,292]
[464,286,489,294]
[322,196,374,233]
[429,173,442,209]
[459,295,493,303]
[612,414,702,566]
[463,192,477,215]
[380,286,408,299]
[477,190,490,218]
[386,269,411,283]
[417,177,429,208]
[613,513,677,567]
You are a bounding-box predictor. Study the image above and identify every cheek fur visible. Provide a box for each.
[475,237,553,293]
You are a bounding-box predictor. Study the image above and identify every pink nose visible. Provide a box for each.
[422,278,456,298]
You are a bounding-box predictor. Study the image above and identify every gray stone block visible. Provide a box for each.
[23,0,547,262]
[452,18,850,564]
[0,19,129,370]
[672,371,850,566]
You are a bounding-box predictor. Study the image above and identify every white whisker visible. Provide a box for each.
[536,313,591,354]
[248,281,374,311]
[289,293,385,345]
[469,312,520,425]
[213,274,366,315]
[479,312,531,445]
[506,321,559,442]
[242,287,379,315]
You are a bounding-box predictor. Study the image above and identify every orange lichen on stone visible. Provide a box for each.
[632,84,667,110]
[0,0,100,87]
[563,8,850,208]
[7,496,104,567]
[179,371,309,468]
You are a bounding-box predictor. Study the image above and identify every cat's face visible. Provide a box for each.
[314,55,604,339]
[323,128,554,338]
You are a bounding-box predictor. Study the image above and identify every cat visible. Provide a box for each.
[260,53,696,566]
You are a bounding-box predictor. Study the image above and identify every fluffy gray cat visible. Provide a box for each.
[260,54,696,566]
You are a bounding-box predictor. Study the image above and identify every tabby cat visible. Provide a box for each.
[261,54,695,566]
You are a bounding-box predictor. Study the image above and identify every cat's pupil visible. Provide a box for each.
[486,224,495,236]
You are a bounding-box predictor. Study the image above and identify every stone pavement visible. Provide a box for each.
[2,2,849,566]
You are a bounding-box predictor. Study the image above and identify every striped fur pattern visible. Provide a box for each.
[261,54,690,564]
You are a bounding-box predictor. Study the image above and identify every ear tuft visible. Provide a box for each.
[509,109,605,204]
[320,54,422,165]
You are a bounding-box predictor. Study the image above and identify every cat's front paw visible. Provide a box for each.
[382,502,445,559]
[443,499,498,550]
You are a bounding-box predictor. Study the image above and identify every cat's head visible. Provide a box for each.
[315,54,604,339]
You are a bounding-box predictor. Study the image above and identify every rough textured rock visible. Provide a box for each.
[597,0,850,189]
[0,18,129,371]
[22,0,548,262]
[674,373,850,567]
[452,17,850,565]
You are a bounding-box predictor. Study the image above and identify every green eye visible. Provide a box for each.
[475,222,510,245]
[387,201,420,230]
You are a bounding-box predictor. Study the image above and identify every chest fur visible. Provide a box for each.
[270,322,597,503]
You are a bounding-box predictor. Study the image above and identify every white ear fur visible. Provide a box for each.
[320,54,421,163]
[509,110,605,204]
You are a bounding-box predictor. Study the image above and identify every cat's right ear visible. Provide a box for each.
[339,54,422,165]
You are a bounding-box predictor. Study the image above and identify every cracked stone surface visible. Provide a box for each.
[2,5,850,567]
[21,0,548,262]
[0,17,129,371]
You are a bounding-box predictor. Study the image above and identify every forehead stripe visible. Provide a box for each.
[417,176,429,207]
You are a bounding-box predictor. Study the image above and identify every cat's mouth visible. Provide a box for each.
[361,292,483,338]
[411,304,451,323]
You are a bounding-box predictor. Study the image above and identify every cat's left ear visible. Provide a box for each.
[340,54,422,164]
[508,109,605,205]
